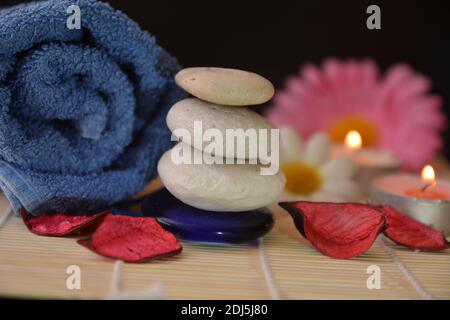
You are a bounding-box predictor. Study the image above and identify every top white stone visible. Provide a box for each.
[175,67,275,106]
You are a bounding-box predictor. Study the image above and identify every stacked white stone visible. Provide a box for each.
[158,67,286,212]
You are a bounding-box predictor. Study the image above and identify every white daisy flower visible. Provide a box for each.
[279,126,361,202]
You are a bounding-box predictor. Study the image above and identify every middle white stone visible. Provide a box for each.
[167,98,275,160]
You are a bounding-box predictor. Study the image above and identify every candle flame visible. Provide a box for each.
[345,130,362,150]
[421,165,436,184]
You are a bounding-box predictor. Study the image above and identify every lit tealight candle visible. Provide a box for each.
[332,130,401,167]
[345,130,362,150]
[332,131,401,196]
[371,165,450,235]
[404,165,450,200]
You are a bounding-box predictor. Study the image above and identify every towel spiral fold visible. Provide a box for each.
[0,0,184,214]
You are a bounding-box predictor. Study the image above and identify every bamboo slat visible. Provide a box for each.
[1,207,448,299]
[0,216,114,299]
[121,243,271,300]
[267,207,426,300]
[388,244,450,299]
[0,156,449,299]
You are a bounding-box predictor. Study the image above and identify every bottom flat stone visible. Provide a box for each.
[142,188,274,244]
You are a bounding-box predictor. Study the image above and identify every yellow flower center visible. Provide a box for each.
[328,116,378,147]
[282,162,322,195]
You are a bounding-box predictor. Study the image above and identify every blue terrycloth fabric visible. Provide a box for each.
[0,0,185,215]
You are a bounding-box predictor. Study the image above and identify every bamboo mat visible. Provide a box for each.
[0,161,449,299]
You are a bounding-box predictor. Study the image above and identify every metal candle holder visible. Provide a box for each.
[371,175,450,236]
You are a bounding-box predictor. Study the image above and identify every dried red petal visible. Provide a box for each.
[381,205,450,250]
[78,214,182,262]
[280,201,385,259]
[20,209,108,237]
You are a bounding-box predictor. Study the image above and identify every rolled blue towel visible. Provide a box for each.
[0,0,185,215]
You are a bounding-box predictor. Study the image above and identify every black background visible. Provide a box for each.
[3,0,450,159]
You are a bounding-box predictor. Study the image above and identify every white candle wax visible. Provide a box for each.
[331,144,401,168]
[372,174,450,200]
[331,145,401,197]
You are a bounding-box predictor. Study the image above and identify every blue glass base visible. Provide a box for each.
[142,188,274,244]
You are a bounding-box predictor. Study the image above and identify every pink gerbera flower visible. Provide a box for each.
[266,59,446,170]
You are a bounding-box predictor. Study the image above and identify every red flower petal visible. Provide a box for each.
[280,201,385,259]
[78,214,182,262]
[381,205,450,250]
[20,209,108,237]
